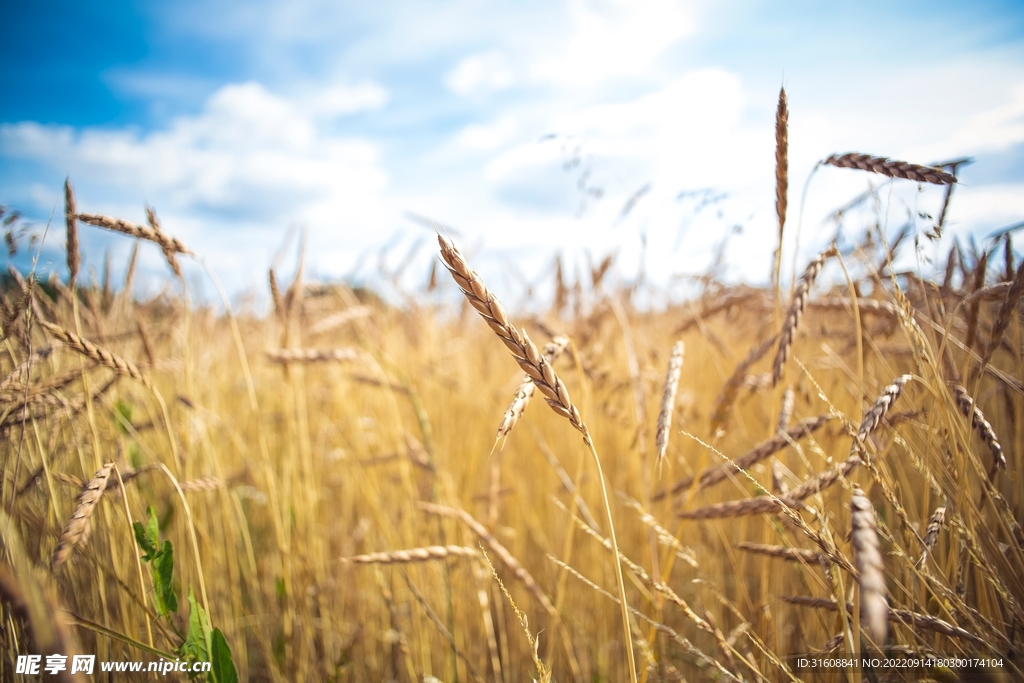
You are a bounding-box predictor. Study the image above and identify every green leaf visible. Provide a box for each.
[133,507,160,561]
[113,399,133,434]
[181,588,210,668]
[210,628,239,683]
[152,540,178,616]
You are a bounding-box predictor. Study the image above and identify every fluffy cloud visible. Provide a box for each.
[0,81,396,286]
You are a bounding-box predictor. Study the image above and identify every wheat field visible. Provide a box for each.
[1,93,1022,682]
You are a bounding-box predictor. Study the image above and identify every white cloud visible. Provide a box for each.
[528,0,695,87]
[444,51,516,95]
[0,81,396,288]
[456,117,519,152]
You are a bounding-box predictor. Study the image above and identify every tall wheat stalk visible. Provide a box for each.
[437,234,639,683]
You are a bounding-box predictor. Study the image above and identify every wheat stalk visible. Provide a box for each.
[52,462,114,570]
[952,384,1006,476]
[264,348,361,364]
[823,153,956,185]
[342,546,479,565]
[417,502,555,616]
[850,484,888,648]
[772,246,837,386]
[655,341,685,472]
[709,334,777,431]
[437,233,638,681]
[39,321,150,387]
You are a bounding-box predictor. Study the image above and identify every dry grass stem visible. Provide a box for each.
[850,484,888,648]
[51,462,114,570]
[823,153,956,185]
[772,246,837,386]
[655,340,684,472]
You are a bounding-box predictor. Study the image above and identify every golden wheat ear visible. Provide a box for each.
[52,462,114,571]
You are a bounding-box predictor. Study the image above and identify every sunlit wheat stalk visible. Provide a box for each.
[437,234,638,682]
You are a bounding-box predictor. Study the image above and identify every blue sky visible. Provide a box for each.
[3,0,1023,300]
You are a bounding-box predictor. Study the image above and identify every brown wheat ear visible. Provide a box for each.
[855,374,913,450]
[979,258,1024,369]
[494,334,570,448]
[438,234,589,443]
[918,505,946,568]
[824,153,956,185]
[772,245,837,386]
[772,86,788,292]
[655,341,684,472]
[40,321,151,388]
[952,384,1006,477]
[64,179,79,289]
[850,484,888,648]
[52,462,114,570]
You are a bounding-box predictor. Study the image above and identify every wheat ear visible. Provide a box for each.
[76,212,191,277]
[343,546,479,565]
[917,506,946,568]
[772,246,837,386]
[655,341,685,473]
[39,321,150,387]
[979,258,1024,369]
[855,375,913,448]
[494,334,570,447]
[952,384,1006,477]
[824,153,956,185]
[64,179,79,289]
[654,415,830,502]
[851,484,888,648]
[52,462,114,570]
[437,234,638,682]
[772,86,788,292]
